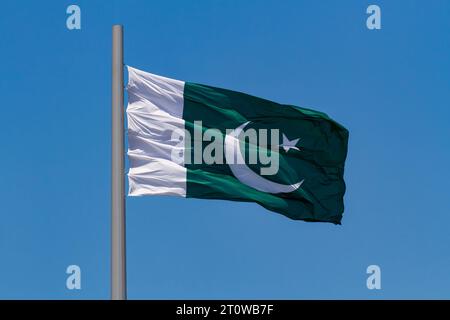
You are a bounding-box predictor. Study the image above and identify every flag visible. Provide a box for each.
[126,66,349,224]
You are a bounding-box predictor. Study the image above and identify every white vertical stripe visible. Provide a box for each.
[126,66,187,197]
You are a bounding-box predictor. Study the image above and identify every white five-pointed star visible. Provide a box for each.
[280,133,300,152]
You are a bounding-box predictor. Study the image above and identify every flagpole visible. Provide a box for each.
[111,24,127,300]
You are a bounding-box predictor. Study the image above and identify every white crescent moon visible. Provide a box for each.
[224,122,304,194]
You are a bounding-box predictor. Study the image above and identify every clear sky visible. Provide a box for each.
[0,0,449,299]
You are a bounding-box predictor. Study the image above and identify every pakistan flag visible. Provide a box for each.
[126,66,349,224]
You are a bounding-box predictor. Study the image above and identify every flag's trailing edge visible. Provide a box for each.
[126,66,349,224]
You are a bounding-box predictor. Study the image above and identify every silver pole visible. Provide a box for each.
[111,24,126,300]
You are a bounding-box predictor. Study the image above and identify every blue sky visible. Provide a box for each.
[0,0,449,299]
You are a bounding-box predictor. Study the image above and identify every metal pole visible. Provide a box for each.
[111,24,126,300]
